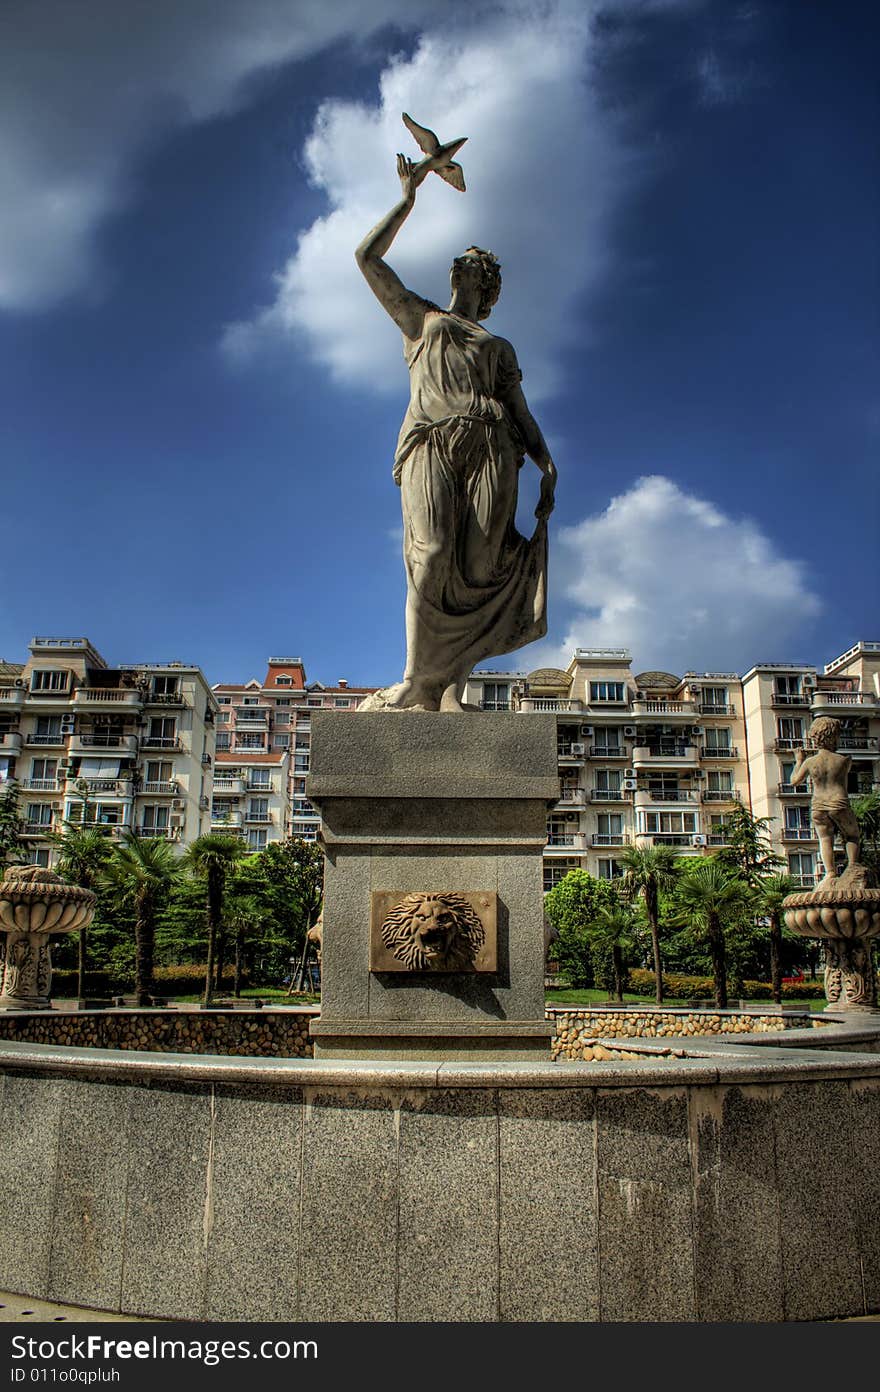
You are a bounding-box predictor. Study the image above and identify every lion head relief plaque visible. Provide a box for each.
[370,891,497,972]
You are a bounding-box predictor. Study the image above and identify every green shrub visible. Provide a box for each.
[49,969,115,995]
[629,968,831,1002]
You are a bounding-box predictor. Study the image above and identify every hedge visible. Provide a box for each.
[627,969,829,1001]
[49,965,250,997]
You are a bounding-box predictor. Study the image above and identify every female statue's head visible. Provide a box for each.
[451,246,501,320]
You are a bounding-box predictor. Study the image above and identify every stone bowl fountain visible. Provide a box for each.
[783,882,880,1011]
[0,865,95,1011]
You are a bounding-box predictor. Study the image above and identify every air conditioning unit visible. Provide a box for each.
[623,726,637,737]
[690,725,702,736]
[13,678,25,688]
[172,798,183,809]
[692,834,707,847]
[170,814,183,828]
[565,813,578,823]
[570,743,585,756]
[625,769,637,780]
[622,779,637,791]
[580,725,593,737]
[802,674,817,688]
[694,769,706,779]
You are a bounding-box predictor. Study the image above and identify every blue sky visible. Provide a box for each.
[1,0,877,686]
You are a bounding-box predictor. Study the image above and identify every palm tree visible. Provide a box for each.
[673,859,754,1008]
[184,834,246,1006]
[591,900,637,1003]
[47,824,112,999]
[619,844,679,1005]
[103,832,180,1006]
[754,873,796,1004]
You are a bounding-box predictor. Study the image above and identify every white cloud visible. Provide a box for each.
[531,475,822,672]
[0,0,439,311]
[223,0,641,400]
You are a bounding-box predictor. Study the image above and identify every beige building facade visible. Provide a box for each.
[0,637,217,866]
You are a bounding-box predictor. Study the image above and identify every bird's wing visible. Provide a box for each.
[402,112,439,155]
[436,162,466,193]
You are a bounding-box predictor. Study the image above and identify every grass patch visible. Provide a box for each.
[545,987,827,1011]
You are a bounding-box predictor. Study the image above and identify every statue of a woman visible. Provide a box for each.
[355,152,557,712]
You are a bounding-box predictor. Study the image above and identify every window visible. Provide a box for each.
[702,686,729,708]
[596,813,623,838]
[334,697,352,708]
[307,698,322,707]
[543,858,578,891]
[592,729,622,754]
[212,799,235,819]
[788,852,815,884]
[147,717,177,746]
[704,728,731,752]
[242,697,259,706]
[774,675,802,698]
[275,676,292,687]
[237,734,265,750]
[294,755,310,772]
[30,758,58,783]
[273,734,290,749]
[141,805,169,831]
[785,806,812,837]
[151,676,179,697]
[707,771,733,792]
[30,669,69,692]
[248,797,269,821]
[33,717,62,742]
[27,804,55,827]
[481,682,510,711]
[145,760,173,784]
[275,698,291,707]
[216,734,231,751]
[595,770,622,793]
[642,812,696,834]
[596,858,624,880]
[777,718,804,742]
[27,847,51,867]
[248,768,271,788]
[590,681,625,703]
[248,829,268,851]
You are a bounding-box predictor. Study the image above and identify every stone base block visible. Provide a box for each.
[311,1018,555,1062]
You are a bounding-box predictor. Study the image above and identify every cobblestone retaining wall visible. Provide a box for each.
[548,1006,817,1062]
[0,1009,315,1057]
[0,1005,822,1062]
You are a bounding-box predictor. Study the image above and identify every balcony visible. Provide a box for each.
[702,788,741,802]
[632,745,699,767]
[706,834,731,847]
[19,779,62,792]
[557,745,587,763]
[774,737,806,752]
[771,692,810,708]
[136,827,180,841]
[245,814,273,825]
[143,781,178,795]
[79,778,127,795]
[140,737,182,751]
[590,745,628,760]
[635,789,699,804]
[26,732,68,747]
[71,734,139,756]
[642,833,695,847]
[782,827,816,842]
[702,746,738,759]
[545,833,586,853]
[839,737,879,756]
[778,782,809,797]
[591,788,630,802]
[245,781,275,793]
[0,689,25,708]
[632,700,697,718]
[145,692,189,708]
[521,698,584,714]
[211,810,243,827]
[73,688,142,709]
[23,819,57,836]
[790,874,816,889]
[213,779,244,797]
[592,833,630,846]
[699,703,735,716]
[478,700,511,711]
[811,691,877,713]
[555,787,586,808]
[0,732,23,753]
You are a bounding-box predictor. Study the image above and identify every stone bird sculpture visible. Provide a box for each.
[402,112,467,191]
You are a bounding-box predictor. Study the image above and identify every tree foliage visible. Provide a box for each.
[0,782,25,871]
[619,843,680,1004]
[671,857,755,1007]
[544,870,616,987]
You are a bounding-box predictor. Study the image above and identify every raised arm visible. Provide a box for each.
[355,155,428,341]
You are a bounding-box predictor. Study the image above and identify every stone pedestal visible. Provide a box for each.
[783,886,880,1013]
[306,712,559,1060]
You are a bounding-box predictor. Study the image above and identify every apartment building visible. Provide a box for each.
[212,659,374,841]
[743,641,880,888]
[0,637,217,866]
[465,652,750,891]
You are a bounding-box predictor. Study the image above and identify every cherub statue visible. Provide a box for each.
[790,716,865,890]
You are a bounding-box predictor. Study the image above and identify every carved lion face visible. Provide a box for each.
[380,892,485,972]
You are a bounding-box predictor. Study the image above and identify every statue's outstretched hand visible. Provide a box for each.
[397,153,427,204]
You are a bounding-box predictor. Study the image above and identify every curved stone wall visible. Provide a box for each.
[0,1035,878,1322]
